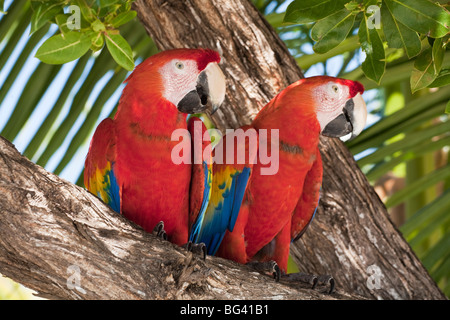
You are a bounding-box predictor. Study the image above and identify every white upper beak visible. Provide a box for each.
[350,93,367,138]
[204,62,226,112]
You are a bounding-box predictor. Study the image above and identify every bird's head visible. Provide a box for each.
[308,76,366,139]
[281,76,366,140]
[125,48,226,114]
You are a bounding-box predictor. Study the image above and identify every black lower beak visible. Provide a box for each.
[322,98,354,138]
[177,90,207,114]
[177,71,209,114]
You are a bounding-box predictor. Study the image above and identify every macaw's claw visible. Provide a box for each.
[247,260,281,282]
[152,221,167,241]
[317,275,335,294]
[183,241,207,260]
[282,272,335,294]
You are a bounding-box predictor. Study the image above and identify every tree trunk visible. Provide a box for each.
[0,136,362,300]
[133,0,445,300]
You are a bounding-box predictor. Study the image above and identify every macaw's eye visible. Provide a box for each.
[332,85,339,93]
[175,61,184,70]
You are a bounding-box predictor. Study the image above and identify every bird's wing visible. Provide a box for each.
[290,148,322,242]
[196,126,258,255]
[84,118,121,213]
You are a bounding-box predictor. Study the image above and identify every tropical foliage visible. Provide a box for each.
[0,0,448,297]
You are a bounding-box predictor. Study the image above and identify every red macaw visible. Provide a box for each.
[195,76,366,289]
[84,48,225,247]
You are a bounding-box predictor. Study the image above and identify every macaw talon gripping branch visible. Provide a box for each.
[246,260,281,282]
[152,221,168,241]
[281,273,335,294]
[182,241,207,260]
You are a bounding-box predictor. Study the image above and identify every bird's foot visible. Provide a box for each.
[152,221,167,241]
[281,272,335,294]
[182,241,207,260]
[246,260,281,282]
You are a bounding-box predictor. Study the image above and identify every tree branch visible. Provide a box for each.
[0,136,362,299]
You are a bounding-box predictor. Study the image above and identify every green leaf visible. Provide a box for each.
[363,0,379,6]
[381,1,421,59]
[349,88,450,154]
[0,24,51,107]
[432,37,444,74]
[408,197,450,250]
[386,164,450,208]
[98,0,120,8]
[110,10,137,28]
[358,13,386,84]
[35,31,92,64]
[30,2,63,34]
[91,19,105,32]
[104,31,134,71]
[446,100,450,114]
[357,120,450,166]
[90,31,104,51]
[345,1,360,12]
[284,0,348,24]
[428,68,450,88]
[0,11,30,71]
[55,14,72,34]
[383,0,450,38]
[365,133,450,182]
[401,189,450,238]
[23,53,91,160]
[0,0,5,13]
[410,47,437,92]
[1,63,62,141]
[422,233,450,271]
[311,9,356,54]
[73,0,96,23]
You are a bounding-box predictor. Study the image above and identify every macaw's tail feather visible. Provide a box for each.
[188,116,213,243]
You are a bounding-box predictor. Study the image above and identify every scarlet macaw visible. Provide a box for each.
[84,48,225,247]
[195,76,367,289]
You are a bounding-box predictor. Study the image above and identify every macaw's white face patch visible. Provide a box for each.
[160,59,200,107]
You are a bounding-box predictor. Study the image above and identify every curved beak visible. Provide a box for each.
[321,93,367,139]
[177,62,226,114]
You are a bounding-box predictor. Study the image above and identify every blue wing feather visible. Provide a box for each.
[91,162,121,213]
[196,166,251,255]
[106,163,121,213]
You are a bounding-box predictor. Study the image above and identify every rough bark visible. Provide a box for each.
[0,136,362,300]
[133,0,445,300]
